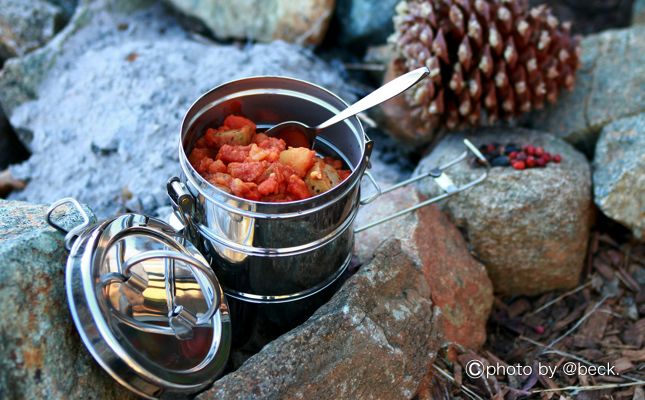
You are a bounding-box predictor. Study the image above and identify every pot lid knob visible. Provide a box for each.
[98,249,222,340]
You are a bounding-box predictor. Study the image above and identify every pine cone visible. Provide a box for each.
[389,0,581,132]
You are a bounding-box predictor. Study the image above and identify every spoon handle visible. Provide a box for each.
[316,66,430,131]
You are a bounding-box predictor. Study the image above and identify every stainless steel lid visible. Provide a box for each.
[46,198,231,399]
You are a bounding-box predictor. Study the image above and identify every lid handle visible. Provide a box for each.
[101,249,222,340]
[46,198,97,250]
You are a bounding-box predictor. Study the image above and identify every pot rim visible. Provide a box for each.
[178,76,369,217]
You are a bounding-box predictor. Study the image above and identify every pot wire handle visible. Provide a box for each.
[46,198,97,250]
[354,139,488,233]
[359,171,382,205]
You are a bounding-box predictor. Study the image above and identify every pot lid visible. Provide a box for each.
[46,198,231,399]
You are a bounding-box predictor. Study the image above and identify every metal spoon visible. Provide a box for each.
[265,66,430,148]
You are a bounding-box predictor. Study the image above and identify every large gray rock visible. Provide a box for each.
[0,200,136,399]
[200,238,441,400]
[415,129,594,296]
[0,0,63,62]
[593,114,645,240]
[0,0,354,218]
[165,0,335,46]
[333,0,398,47]
[528,26,645,155]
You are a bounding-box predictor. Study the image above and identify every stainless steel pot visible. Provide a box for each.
[171,76,489,306]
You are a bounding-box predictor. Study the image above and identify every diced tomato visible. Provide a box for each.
[230,178,261,200]
[207,173,233,190]
[249,143,280,162]
[216,144,251,163]
[189,148,213,170]
[223,115,256,131]
[228,161,266,182]
[195,157,222,175]
[258,174,280,196]
[257,135,286,153]
[253,133,269,144]
[286,175,311,200]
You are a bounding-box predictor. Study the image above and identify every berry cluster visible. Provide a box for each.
[477,143,562,170]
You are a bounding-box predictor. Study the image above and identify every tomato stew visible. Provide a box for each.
[188,115,351,202]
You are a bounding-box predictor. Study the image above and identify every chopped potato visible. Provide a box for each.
[279,147,316,177]
[305,159,340,195]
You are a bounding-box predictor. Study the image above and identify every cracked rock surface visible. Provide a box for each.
[593,114,645,239]
[355,192,492,349]
[528,26,645,154]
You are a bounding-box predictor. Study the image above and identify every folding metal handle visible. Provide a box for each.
[46,197,97,250]
[355,139,489,233]
[100,249,222,340]
[359,171,382,205]
[167,177,203,249]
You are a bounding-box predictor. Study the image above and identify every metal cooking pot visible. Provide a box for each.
[170,76,488,306]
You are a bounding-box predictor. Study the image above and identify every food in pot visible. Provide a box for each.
[188,115,351,202]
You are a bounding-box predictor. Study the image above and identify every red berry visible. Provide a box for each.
[553,154,562,163]
[536,158,546,167]
[513,161,526,170]
[535,146,544,157]
[534,325,545,334]
[509,151,518,160]
[525,145,535,155]
[526,156,536,167]
[516,152,527,161]
[486,144,496,153]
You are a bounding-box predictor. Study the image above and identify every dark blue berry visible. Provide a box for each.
[491,155,510,167]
